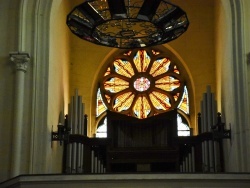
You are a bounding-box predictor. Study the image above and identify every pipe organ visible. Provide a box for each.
[63,90,107,174]
[179,85,230,173]
[200,86,221,172]
[52,87,230,173]
[65,90,86,173]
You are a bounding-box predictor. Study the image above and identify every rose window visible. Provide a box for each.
[100,49,188,119]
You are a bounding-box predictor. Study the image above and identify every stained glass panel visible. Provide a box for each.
[177,114,190,136]
[174,65,180,74]
[114,59,134,78]
[96,88,107,116]
[149,58,170,77]
[173,93,180,101]
[152,50,160,55]
[133,96,151,119]
[178,86,189,114]
[105,94,111,104]
[104,67,111,76]
[155,76,180,91]
[123,50,132,56]
[96,118,107,138]
[149,91,171,110]
[104,77,129,93]
[113,92,135,111]
[133,50,151,72]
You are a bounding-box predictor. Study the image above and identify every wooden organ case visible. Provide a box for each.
[106,109,179,172]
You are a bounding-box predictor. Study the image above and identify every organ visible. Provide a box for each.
[52,87,231,173]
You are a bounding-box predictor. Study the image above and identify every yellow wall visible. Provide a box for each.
[47,0,71,173]
[169,0,216,133]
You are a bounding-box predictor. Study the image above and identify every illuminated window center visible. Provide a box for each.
[134,77,150,92]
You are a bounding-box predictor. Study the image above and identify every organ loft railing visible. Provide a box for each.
[51,87,231,173]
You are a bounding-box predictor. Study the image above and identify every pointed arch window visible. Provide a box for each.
[96,49,190,136]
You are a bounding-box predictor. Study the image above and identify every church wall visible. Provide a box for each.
[215,0,237,171]
[69,36,112,135]
[216,0,250,172]
[46,0,71,174]
[0,0,21,182]
[0,0,19,181]
[68,0,112,135]
[242,0,250,172]
[0,0,71,181]
[169,0,217,132]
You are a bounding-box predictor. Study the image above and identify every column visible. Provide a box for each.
[9,52,30,177]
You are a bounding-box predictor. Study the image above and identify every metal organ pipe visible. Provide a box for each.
[66,90,86,174]
[200,86,219,172]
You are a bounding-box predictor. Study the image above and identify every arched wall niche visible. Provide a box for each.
[91,45,196,135]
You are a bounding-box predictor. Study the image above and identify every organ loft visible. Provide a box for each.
[1,0,250,187]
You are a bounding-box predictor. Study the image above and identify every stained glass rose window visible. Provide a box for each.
[98,49,189,119]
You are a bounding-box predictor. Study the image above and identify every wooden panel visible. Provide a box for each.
[106,109,179,172]
[107,109,178,148]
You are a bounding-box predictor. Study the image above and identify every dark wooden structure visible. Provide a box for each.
[57,110,229,173]
[106,109,179,172]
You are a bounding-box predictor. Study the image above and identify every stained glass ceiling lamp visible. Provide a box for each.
[66,0,189,49]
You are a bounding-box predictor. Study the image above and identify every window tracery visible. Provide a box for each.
[99,49,189,119]
[96,48,190,136]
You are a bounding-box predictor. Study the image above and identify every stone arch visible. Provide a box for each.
[218,0,250,172]
[92,45,195,134]
[18,0,53,175]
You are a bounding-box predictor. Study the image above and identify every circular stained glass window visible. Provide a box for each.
[100,49,187,119]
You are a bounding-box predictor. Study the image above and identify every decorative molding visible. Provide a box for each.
[29,0,52,174]
[9,52,30,72]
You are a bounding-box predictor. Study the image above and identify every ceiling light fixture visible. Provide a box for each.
[66,0,189,49]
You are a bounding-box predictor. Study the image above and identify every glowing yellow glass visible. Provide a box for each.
[96,89,107,116]
[133,96,151,119]
[133,50,151,72]
[104,77,129,93]
[104,67,111,76]
[113,92,135,111]
[149,58,170,77]
[149,91,171,110]
[99,49,189,119]
[114,59,134,78]
[155,76,180,91]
